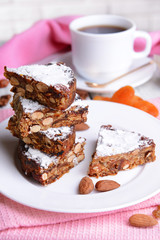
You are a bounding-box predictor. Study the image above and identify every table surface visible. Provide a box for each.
[134,70,160,99]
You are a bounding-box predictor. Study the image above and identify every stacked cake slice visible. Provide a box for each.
[5,62,88,185]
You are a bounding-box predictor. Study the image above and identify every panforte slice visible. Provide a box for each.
[4,62,76,110]
[88,125,156,177]
[8,115,75,155]
[18,137,86,185]
[11,93,88,137]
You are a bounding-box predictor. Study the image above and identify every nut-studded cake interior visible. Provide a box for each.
[5,61,88,185]
[4,62,76,110]
[8,116,76,155]
[11,93,88,137]
[18,137,86,185]
[88,125,156,177]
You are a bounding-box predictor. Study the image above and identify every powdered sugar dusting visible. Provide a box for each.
[24,137,85,169]
[67,94,88,111]
[75,136,85,144]
[7,63,74,88]
[40,126,73,140]
[73,157,78,166]
[20,93,87,114]
[96,125,151,157]
[24,145,58,168]
[20,97,45,113]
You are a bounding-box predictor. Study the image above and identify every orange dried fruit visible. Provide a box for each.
[133,99,159,117]
[93,96,104,100]
[93,85,159,117]
[111,85,135,105]
[93,95,111,101]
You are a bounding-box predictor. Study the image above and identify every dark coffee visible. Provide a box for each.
[78,25,127,34]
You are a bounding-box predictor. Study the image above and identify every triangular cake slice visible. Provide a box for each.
[88,125,156,177]
[11,93,88,137]
[4,62,76,110]
[18,137,86,185]
[8,115,75,156]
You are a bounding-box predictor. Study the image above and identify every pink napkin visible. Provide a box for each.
[134,31,160,55]
[0,16,79,79]
[0,16,160,239]
[0,98,160,240]
[0,15,160,79]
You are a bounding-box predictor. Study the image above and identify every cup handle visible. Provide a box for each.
[132,30,152,58]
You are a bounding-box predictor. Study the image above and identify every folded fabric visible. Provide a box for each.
[0,16,160,240]
[134,31,160,55]
[0,97,160,240]
[0,16,160,79]
[0,193,159,240]
[0,16,79,79]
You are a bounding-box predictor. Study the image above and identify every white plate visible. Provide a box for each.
[38,51,156,93]
[0,101,160,213]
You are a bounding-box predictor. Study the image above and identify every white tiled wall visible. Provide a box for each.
[0,0,159,41]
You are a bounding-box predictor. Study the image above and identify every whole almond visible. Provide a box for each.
[17,87,25,96]
[76,89,89,100]
[0,94,11,107]
[61,97,66,105]
[0,79,9,88]
[23,137,32,144]
[67,153,75,163]
[77,154,85,162]
[129,214,158,228]
[10,76,19,86]
[95,180,120,192]
[26,84,34,93]
[152,205,160,219]
[50,97,55,103]
[36,82,48,92]
[31,111,44,120]
[42,117,53,126]
[75,123,89,131]
[74,143,81,154]
[79,177,94,194]
[30,125,41,133]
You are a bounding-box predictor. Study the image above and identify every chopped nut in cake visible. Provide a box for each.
[88,125,156,177]
[11,93,88,137]
[8,115,75,155]
[4,62,76,110]
[18,137,86,185]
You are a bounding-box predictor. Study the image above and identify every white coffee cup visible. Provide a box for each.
[70,15,152,83]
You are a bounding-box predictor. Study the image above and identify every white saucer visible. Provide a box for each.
[38,51,156,93]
